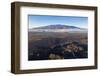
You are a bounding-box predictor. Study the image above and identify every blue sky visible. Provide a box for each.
[28,15,88,29]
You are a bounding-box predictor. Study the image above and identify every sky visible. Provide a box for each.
[28,15,88,29]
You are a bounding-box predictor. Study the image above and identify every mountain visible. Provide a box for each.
[29,24,87,32]
[33,24,81,29]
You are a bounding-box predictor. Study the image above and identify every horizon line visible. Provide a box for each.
[29,24,88,29]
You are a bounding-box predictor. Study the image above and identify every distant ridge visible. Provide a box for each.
[29,24,87,32]
[32,24,81,29]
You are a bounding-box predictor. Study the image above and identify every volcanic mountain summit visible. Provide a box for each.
[29,24,87,32]
[33,24,81,29]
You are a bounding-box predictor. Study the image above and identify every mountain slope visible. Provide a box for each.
[33,24,81,29]
[29,24,87,32]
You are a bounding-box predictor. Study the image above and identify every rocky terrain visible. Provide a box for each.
[28,24,88,60]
